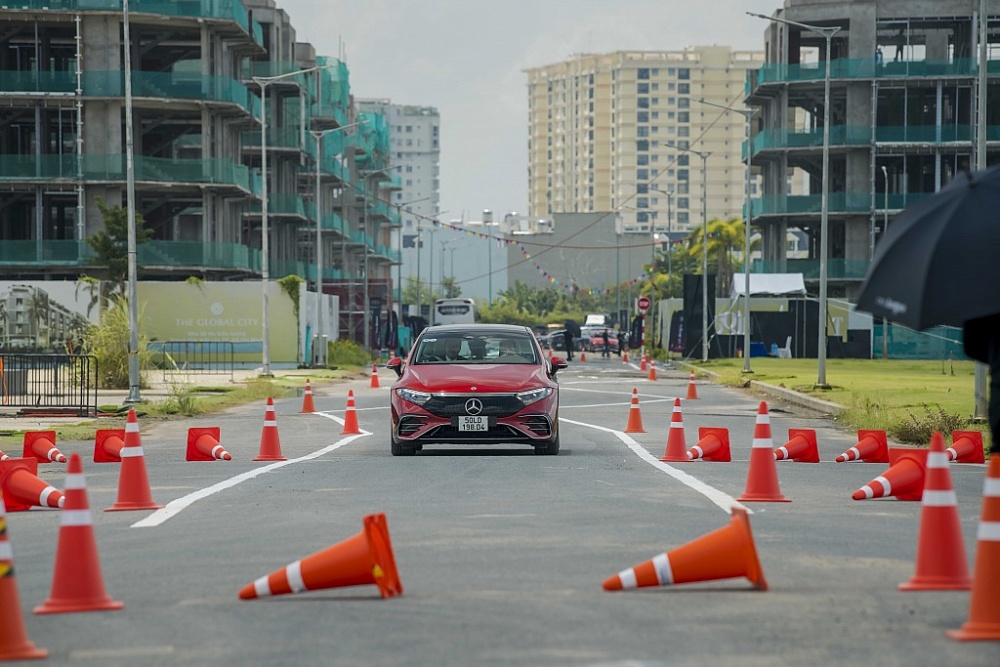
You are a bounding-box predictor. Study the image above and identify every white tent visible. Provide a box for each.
[730,273,806,298]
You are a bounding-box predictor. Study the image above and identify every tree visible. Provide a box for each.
[687,218,745,296]
[85,197,152,297]
[440,276,462,299]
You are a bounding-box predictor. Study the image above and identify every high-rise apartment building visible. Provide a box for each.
[526,47,764,235]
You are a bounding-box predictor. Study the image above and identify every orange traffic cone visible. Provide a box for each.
[686,372,699,400]
[35,453,124,614]
[253,397,286,462]
[0,458,63,512]
[0,449,8,461]
[624,388,645,434]
[660,398,687,461]
[580,350,587,363]
[602,507,767,591]
[0,498,48,660]
[948,431,986,464]
[737,402,790,502]
[947,453,1000,641]
[23,431,66,463]
[899,433,970,591]
[106,409,161,512]
[647,362,656,381]
[622,349,629,364]
[186,427,232,461]
[239,513,403,600]
[370,364,380,389]
[639,355,647,372]
[852,448,927,501]
[301,378,316,413]
[836,430,889,463]
[774,429,820,463]
[688,427,731,462]
[341,390,361,435]
[93,429,124,463]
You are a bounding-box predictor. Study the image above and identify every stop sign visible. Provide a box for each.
[637,296,651,312]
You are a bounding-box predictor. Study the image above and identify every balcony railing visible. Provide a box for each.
[5,0,254,35]
[751,193,873,217]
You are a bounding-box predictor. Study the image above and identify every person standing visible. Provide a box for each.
[601,329,610,358]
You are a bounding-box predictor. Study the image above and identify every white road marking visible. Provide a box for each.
[560,417,748,515]
[131,414,368,528]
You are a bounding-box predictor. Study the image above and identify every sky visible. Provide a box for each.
[277,0,781,222]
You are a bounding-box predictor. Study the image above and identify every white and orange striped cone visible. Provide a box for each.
[688,427,731,462]
[35,453,123,614]
[0,449,9,462]
[239,513,402,600]
[301,378,316,413]
[106,409,161,512]
[686,373,699,400]
[254,397,286,462]
[647,362,656,381]
[948,431,986,464]
[186,427,232,461]
[602,507,767,592]
[0,497,48,660]
[580,350,587,363]
[370,364,380,389]
[899,433,970,591]
[947,453,1000,641]
[852,448,927,501]
[622,349,629,364]
[624,388,645,434]
[737,402,790,502]
[836,430,889,463]
[660,398,687,461]
[0,458,63,512]
[22,431,66,464]
[93,429,124,463]
[774,429,820,463]
[639,355,647,372]
[341,390,361,435]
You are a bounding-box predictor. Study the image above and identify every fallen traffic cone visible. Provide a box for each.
[0,458,63,512]
[341,390,361,435]
[947,453,1000,641]
[852,447,927,501]
[239,513,403,600]
[602,507,767,592]
[647,362,656,381]
[774,429,820,463]
[253,397,286,461]
[186,427,232,461]
[660,398,687,461]
[0,449,9,461]
[737,402,790,502]
[948,431,986,464]
[370,364,380,389]
[301,378,316,413]
[34,453,123,614]
[106,409,161,512]
[836,430,889,463]
[624,388,645,434]
[93,429,124,463]
[23,431,66,464]
[899,433,970,591]
[688,427,731,462]
[686,372,699,400]
[0,498,48,660]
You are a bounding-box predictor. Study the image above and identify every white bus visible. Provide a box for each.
[433,298,476,325]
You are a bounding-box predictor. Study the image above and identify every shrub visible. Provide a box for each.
[890,404,969,445]
[84,295,151,389]
[329,339,369,367]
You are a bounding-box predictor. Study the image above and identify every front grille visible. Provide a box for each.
[424,423,531,442]
[423,394,523,418]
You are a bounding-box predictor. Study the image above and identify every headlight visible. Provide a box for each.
[516,387,553,405]
[396,388,431,405]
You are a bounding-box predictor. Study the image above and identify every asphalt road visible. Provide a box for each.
[5,357,999,666]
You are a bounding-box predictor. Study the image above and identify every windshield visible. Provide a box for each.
[412,334,538,364]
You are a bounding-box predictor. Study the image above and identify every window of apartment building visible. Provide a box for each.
[637,154,649,166]
[678,169,689,181]
[677,140,689,150]
[677,112,689,124]
[677,183,689,194]
[652,83,659,90]
[677,212,689,224]
[637,126,649,137]
[637,111,649,123]
[678,68,690,79]
[638,97,649,109]
[668,82,675,91]
[637,83,649,94]
[652,68,659,76]
[667,97,675,105]
[637,197,649,208]
[637,212,649,223]
[405,125,412,132]
[668,68,676,75]
[637,169,649,180]
[678,98,689,109]
[678,83,690,95]
[677,154,689,166]
[678,127,690,137]
[638,68,650,79]
[636,184,649,194]
[636,139,649,151]
[678,197,689,209]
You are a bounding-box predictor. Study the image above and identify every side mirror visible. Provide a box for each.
[387,356,404,378]
[549,356,568,376]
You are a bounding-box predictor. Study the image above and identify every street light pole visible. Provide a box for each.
[749,11,839,387]
[700,150,710,363]
[881,164,889,360]
[122,0,141,404]
[253,63,332,377]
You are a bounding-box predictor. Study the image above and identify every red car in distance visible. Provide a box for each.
[386,324,568,456]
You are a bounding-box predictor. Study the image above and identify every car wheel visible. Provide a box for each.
[534,433,560,456]
[391,439,416,456]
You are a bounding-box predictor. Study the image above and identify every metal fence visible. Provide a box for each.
[0,354,98,417]
[148,341,235,379]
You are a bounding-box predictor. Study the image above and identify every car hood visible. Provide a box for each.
[404,364,553,393]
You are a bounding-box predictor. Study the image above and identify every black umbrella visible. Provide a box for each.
[856,164,1000,330]
[856,165,1000,454]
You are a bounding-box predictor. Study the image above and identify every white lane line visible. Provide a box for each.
[560,417,748,515]
[132,413,368,528]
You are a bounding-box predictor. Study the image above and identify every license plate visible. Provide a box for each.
[457,416,489,431]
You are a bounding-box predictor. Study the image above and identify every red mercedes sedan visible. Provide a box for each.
[386,324,568,456]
